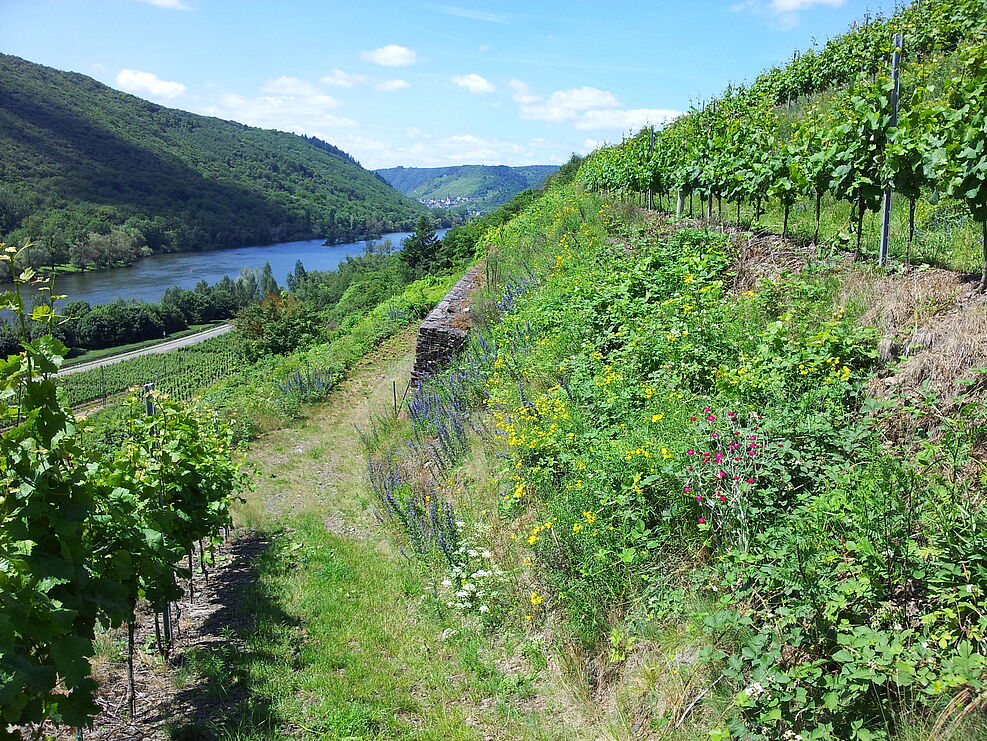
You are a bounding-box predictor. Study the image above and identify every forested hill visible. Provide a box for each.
[0,54,425,273]
[375,164,558,213]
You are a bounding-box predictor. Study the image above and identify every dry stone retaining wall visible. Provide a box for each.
[411,265,483,383]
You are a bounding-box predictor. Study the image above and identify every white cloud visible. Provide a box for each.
[326,131,566,170]
[451,73,495,94]
[196,88,355,135]
[575,108,681,130]
[262,76,322,97]
[519,86,621,123]
[361,45,417,67]
[321,69,366,87]
[433,5,509,23]
[131,0,189,9]
[115,69,186,99]
[375,79,410,92]
[509,79,539,105]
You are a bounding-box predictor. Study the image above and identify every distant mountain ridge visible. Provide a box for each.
[0,54,425,274]
[375,164,558,213]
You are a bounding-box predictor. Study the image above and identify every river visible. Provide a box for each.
[5,229,446,308]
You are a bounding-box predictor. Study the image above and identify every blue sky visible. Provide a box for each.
[1,0,897,169]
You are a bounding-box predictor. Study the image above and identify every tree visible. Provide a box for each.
[399,215,439,279]
[258,262,279,299]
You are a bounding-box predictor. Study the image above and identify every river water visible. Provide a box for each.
[6,229,446,308]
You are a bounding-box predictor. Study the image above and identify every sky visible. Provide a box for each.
[1,0,899,170]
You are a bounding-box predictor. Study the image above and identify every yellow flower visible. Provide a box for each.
[530,591,544,605]
[684,275,695,284]
[651,413,664,423]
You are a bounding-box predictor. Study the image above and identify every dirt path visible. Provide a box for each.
[58,323,232,377]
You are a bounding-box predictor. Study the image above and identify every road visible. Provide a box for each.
[58,323,233,377]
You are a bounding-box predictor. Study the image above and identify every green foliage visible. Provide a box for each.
[0,53,425,276]
[58,334,238,408]
[577,0,987,278]
[0,244,245,737]
[390,189,987,737]
[399,215,441,280]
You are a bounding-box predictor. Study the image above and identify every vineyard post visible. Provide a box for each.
[879,33,904,268]
[392,379,398,418]
[100,364,106,403]
[647,126,654,210]
[144,382,174,649]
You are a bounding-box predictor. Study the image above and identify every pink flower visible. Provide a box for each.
[687,449,695,455]
[707,415,716,421]
[703,407,710,413]
[746,478,754,483]
[698,517,705,524]
[696,495,703,501]
[690,417,698,422]
[711,433,719,438]
[719,495,727,502]
[684,487,691,493]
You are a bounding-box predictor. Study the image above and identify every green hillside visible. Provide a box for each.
[0,54,426,275]
[374,164,557,213]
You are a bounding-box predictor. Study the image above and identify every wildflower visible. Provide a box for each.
[698,517,706,524]
[651,413,664,422]
[530,591,544,605]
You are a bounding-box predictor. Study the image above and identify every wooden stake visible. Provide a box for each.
[879,33,904,268]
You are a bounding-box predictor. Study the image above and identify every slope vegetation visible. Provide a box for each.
[0,54,425,273]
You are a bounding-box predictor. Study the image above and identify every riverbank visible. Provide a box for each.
[4,229,447,310]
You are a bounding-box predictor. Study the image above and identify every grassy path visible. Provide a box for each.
[168,327,564,740]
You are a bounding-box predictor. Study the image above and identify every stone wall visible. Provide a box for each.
[412,265,483,383]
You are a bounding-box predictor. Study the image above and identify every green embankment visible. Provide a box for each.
[358,188,987,740]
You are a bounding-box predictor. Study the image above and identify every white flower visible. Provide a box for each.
[479,605,490,613]
[441,579,453,587]
[481,550,492,559]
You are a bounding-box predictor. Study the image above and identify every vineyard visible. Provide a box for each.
[579,0,987,282]
[58,335,240,409]
[0,252,246,738]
